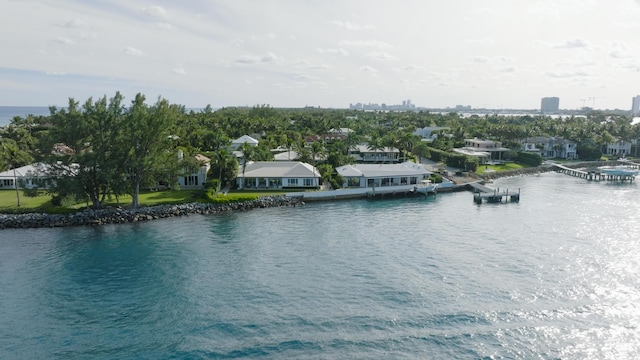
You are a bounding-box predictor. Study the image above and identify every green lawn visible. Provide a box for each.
[475,162,528,175]
[0,188,289,213]
[0,190,55,211]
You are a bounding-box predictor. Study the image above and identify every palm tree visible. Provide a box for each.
[0,139,33,207]
[212,149,237,192]
[239,142,254,188]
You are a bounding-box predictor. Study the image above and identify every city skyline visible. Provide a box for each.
[2,1,640,110]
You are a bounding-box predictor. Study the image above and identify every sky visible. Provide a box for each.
[2,0,640,110]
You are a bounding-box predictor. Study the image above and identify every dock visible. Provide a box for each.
[553,163,637,182]
[469,182,520,204]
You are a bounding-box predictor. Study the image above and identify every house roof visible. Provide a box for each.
[274,151,299,161]
[336,161,429,178]
[0,163,50,178]
[194,154,211,163]
[231,135,259,145]
[353,144,399,153]
[238,161,320,178]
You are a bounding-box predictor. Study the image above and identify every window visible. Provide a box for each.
[288,178,298,186]
[410,177,417,185]
[184,176,198,186]
[400,177,407,185]
[348,177,360,187]
[303,178,314,187]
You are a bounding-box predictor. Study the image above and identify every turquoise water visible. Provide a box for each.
[2,173,640,359]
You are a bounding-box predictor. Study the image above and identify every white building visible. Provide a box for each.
[604,139,631,157]
[351,144,400,163]
[176,152,211,189]
[236,161,320,189]
[336,161,430,188]
[522,136,578,159]
[0,163,50,189]
[632,95,640,116]
[454,139,510,163]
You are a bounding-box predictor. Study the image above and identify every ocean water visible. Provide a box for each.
[1,172,640,359]
[0,106,51,127]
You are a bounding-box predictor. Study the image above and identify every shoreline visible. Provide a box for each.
[0,161,625,230]
[0,196,303,230]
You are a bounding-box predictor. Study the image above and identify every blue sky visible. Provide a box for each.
[2,0,640,110]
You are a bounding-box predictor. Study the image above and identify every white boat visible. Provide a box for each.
[599,166,639,177]
[413,179,438,194]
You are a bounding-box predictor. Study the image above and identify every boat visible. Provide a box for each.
[413,179,438,194]
[599,165,639,177]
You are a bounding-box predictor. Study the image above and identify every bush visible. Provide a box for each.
[426,147,449,162]
[23,188,40,198]
[516,152,543,166]
[429,174,443,183]
[205,192,259,204]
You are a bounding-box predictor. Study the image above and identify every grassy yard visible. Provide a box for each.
[0,188,290,213]
[475,162,529,175]
[0,190,55,212]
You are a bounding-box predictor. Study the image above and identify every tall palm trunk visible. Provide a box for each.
[13,168,20,207]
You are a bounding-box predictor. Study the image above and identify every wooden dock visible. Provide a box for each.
[553,163,637,182]
[469,182,520,204]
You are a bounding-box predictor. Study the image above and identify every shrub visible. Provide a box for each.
[516,152,543,166]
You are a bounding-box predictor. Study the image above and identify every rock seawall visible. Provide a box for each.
[0,196,303,230]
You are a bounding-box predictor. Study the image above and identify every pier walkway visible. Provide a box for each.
[469,181,520,204]
[553,163,637,182]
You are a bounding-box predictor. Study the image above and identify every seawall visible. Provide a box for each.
[0,196,303,230]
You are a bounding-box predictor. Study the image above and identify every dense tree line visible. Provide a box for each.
[2,91,640,208]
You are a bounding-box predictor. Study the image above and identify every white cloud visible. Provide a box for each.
[52,37,76,45]
[143,6,169,19]
[551,38,590,49]
[360,66,378,73]
[124,46,144,57]
[547,70,591,78]
[173,67,187,75]
[332,20,375,31]
[316,48,349,56]
[470,56,490,63]
[339,40,393,50]
[235,52,281,64]
[367,52,397,60]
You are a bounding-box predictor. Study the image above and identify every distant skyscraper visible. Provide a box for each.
[541,97,560,113]
[632,95,640,116]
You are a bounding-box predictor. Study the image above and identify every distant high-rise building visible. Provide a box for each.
[541,97,560,113]
[632,95,640,116]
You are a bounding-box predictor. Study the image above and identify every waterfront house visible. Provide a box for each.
[351,144,400,163]
[336,161,430,188]
[454,139,510,163]
[604,139,631,157]
[0,163,50,189]
[236,161,320,189]
[521,136,577,159]
[176,151,211,189]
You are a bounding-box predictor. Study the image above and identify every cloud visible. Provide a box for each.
[52,37,76,45]
[498,66,517,73]
[546,70,591,78]
[143,5,169,19]
[124,46,144,57]
[316,48,349,56]
[156,22,174,30]
[332,20,375,31]
[367,52,397,60]
[58,19,87,28]
[551,38,589,49]
[360,66,378,73]
[235,52,281,64]
[465,38,494,45]
[470,56,490,63]
[45,71,67,76]
[339,40,393,50]
[173,67,187,75]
